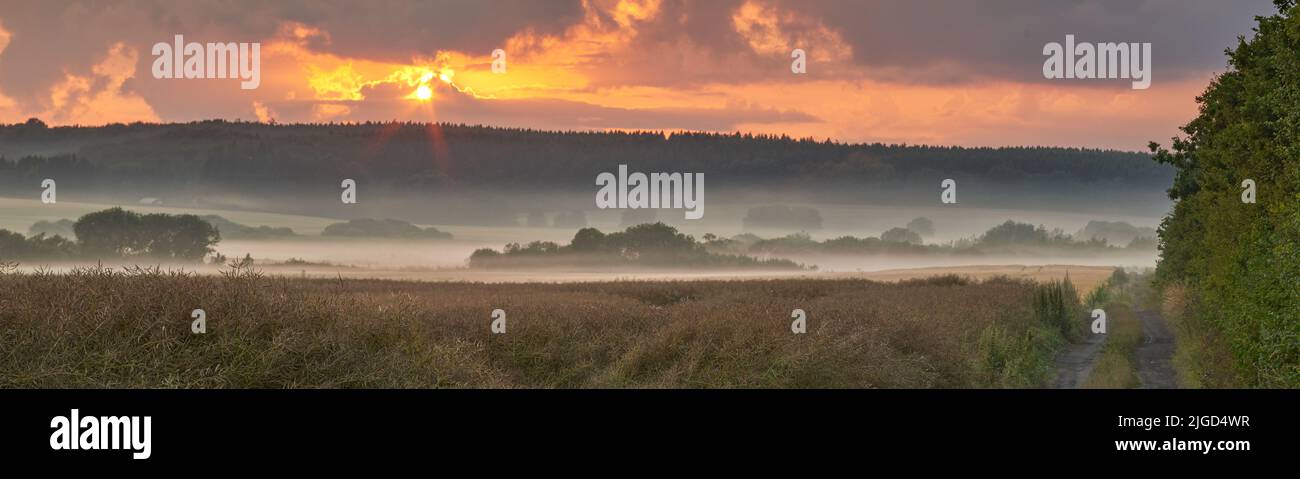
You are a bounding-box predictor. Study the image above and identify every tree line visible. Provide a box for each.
[469,222,804,269]
[1147,0,1299,387]
[0,208,219,261]
[0,118,1171,197]
[737,220,1152,256]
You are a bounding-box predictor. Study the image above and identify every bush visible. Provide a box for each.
[28,219,76,239]
[1032,278,1083,341]
[906,217,935,237]
[980,221,1049,245]
[881,227,923,244]
[0,229,77,260]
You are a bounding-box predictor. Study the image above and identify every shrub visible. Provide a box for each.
[906,217,935,237]
[28,219,76,239]
[1032,278,1083,341]
[881,227,923,244]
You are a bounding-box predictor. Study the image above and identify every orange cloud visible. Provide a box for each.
[263,22,477,109]
[0,21,21,122]
[732,0,852,62]
[282,0,665,106]
[0,19,158,125]
[33,42,158,125]
[0,3,1211,149]
[719,77,1204,147]
[250,1,665,120]
[252,100,275,122]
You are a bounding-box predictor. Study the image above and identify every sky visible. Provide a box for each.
[0,0,1280,149]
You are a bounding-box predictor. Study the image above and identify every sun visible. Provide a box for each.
[415,84,433,101]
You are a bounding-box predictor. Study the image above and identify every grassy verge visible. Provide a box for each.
[970,277,1081,388]
[1160,283,1241,388]
[1082,305,1141,388]
[0,265,1075,388]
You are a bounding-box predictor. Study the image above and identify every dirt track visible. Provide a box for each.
[1052,330,1107,388]
[1135,309,1179,389]
[1053,307,1179,388]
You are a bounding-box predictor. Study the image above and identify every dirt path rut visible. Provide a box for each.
[1135,309,1178,389]
[1052,331,1106,388]
[1053,307,1179,388]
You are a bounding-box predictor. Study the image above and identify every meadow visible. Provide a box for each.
[0,264,1081,388]
[0,196,1159,271]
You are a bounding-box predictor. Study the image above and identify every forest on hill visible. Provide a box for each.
[0,119,1170,194]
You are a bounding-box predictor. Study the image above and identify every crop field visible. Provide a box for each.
[0,265,1076,388]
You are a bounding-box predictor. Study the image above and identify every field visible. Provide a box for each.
[0,265,1077,388]
[0,196,337,235]
[0,196,1159,272]
[0,196,1119,389]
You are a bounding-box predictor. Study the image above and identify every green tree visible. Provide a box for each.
[906,217,935,237]
[570,227,607,252]
[74,207,143,257]
[73,208,219,261]
[139,213,220,260]
[608,222,697,258]
[1148,0,1300,387]
[978,221,1047,246]
[881,227,923,244]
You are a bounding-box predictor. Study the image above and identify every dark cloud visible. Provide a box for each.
[2,0,1276,95]
[807,0,1278,84]
[589,0,1279,88]
[250,0,583,61]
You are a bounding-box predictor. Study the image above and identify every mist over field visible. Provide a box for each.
[0,190,1161,278]
[0,122,1171,284]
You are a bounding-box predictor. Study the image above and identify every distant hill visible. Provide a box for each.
[0,120,1176,225]
[199,215,297,240]
[321,218,452,239]
[0,120,1171,191]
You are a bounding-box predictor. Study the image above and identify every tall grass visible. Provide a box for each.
[0,265,1071,388]
[1161,283,1240,388]
[1083,306,1141,388]
[1032,277,1084,341]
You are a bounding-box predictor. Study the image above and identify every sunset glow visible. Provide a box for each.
[0,0,1274,149]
